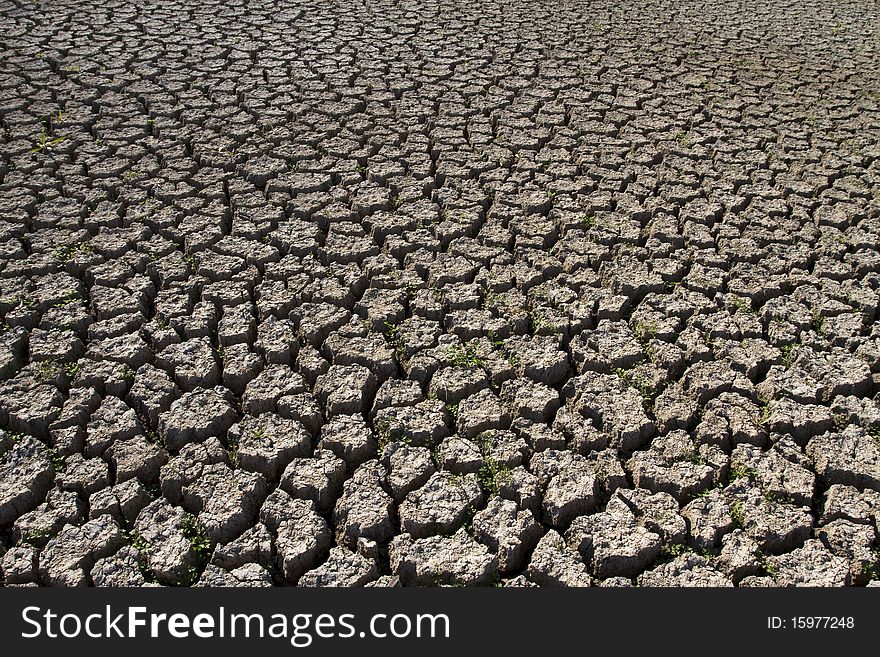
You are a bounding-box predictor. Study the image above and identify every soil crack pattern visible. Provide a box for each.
[1,0,879,587]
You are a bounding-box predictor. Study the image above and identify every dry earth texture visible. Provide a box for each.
[1,0,880,587]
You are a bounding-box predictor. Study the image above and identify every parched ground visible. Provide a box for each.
[1,0,879,587]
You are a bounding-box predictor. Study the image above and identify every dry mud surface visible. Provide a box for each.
[1,0,880,587]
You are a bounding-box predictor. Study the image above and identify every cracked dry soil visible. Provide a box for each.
[1,0,880,587]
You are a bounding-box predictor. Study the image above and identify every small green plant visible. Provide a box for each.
[693,546,719,560]
[382,320,400,341]
[31,127,66,153]
[49,449,67,472]
[52,292,80,308]
[480,290,501,310]
[181,513,212,561]
[3,294,24,314]
[678,448,705,466]
[120,364,135,384]
[730,501,745,529]
[226,434,240,468]
[477,459,511,496]
[857,549,880,581]
[830,412,848,429]
[22,527,54,546]
[858,561,880,581]
[53,241,94,263]
[430,563,452,587]
[644,341,659,364]
[780,343,798,367]
[615,365,660,412]
[549,534,567,552]
[123,529,159,583]
[376,420,412,455]
[632,375,658,413]
[6,431,25,444]
[529,307,557,333]
[34,359,61,382]
[758,553,777,576]
[729,463,756,481]
[403,280,420,299]
[445,402,459,422]
[183,565,201,586]
[476,435,512,496]
[659,543,689,561]
[730,296,755,315]
[632,321,657,343]
[127,529,153,556]
[763,490,796,505]
[136,410,159,443]
[489,335,519,367]
[447,343,484,368]
[382,320,406,358]
[758,402,773,427]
